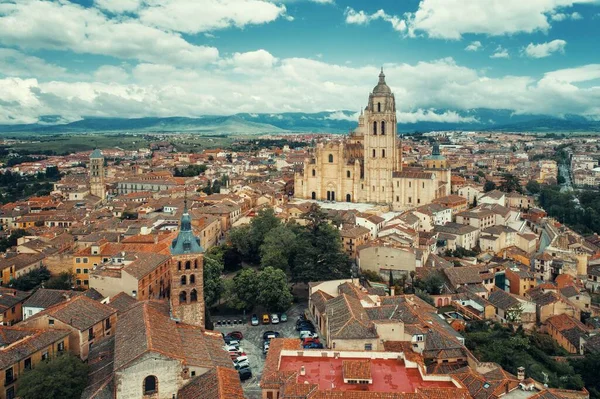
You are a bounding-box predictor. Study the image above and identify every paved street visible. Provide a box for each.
[213,303,307,399]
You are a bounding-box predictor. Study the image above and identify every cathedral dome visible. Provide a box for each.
[372,68,392,95]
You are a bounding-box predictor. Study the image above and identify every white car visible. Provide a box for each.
[228,340,240,348]
[300,332,318,339]
[271,314,279,324]
[263,343,270,354]
[225,345,243,353]
[234,356,250,369]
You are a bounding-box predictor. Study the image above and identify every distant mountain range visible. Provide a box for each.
[0,109,598,135]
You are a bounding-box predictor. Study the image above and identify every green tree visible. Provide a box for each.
[499,173,522,193]
[526,180,541,194]
[256,266,293,312]
[230,268,260,310]
[484,180,497,192]
[44,272,73,290]
[260,225,296,273]
[17,353,88,399]
[228,225,254,260]
[203,255,224,307]
[11,266,51,291]
[557,175,566,185]
[0,229,28,252]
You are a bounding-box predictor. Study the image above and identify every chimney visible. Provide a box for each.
[300,366,306,376]
[390,286,395,297]
[517,366,525,381]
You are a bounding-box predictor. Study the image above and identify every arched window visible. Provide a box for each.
[178,261,181,271]
[382,149,386,158]
[372,149,376,158]
[373,121,377,135]
[143,376,157,395]
[190,289,198,302]
[185,261,191,270]
[346,170,351,178]
[312,169,316,177]
[194,260,198,269]
[180,275,187,285]
[377,102,381,112]
[179,291,187,304]
[328,154,333,163]
[311,192,316,200]
[346,194,351,202]
[381,121,386,135]
[190,274,195,284]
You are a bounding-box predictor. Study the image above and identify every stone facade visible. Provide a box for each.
[295,70,451,211]
[89,149,106,199]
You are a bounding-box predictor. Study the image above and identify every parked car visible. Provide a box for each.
[225,345,243,353]
[227,340,240,348]
[271,314,279,324]
[251,314,259,326]
[239,368,252,381]
[300,331,319,339]
[302,337,320,345]
[262,314,270,324]
[297,323,315,332]
[229,351,246,360]
[234,356,250,369]
[262,331,280,340]
[303,342,324,349]
[263,341,270,354]
[227,331,244,340]
[280,313,288,322]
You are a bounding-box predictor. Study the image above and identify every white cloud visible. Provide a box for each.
[1,57,600,124]
[222,49,279,74]
[95,0,141,13]
[137,0,287,34]
[0,49,69,78]
[490,46,510,59]
[94,65,130,83]
[0,0,219,66]
[326,111,360,121]
[465,41,482,52]
[344,7,406,32]
[524,39,567,58]
[404,0,596,39]
[551,11,583,20]
[396,109,479,124]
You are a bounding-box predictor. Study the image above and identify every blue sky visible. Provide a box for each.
[0,0,599,124]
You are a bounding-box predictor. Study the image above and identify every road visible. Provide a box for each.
[559,163,573,193]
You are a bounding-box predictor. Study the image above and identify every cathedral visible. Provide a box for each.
[294,69,451,211]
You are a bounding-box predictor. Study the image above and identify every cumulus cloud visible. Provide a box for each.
[95,0,141,13]
[0,49,69,79]
[222,49,279,74]
[404,0,595,39]
[524,39,567,58]
[94,65,130,83]
[137,0,288,34]
[344,7,406,32]
[490,46,510,59]
[465,41,482,52]
[396,109,479,124]
[2,57,600,124]
[0,0,219,66]
[326,111,360,121]
[551,11,583,20]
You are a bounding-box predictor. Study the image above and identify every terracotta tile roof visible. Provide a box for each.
[342,359,372,380]
[0,326,71,369]
[488,290,520,311]
[122,252,170,279]
[340,226,371,239]
[81,335,115,399]
[177,367,245,399]
[260,338,303,390]
[325,294,378,340]
[25,294,115,331]
[106,292,137,315]
[528,388,590,399]
[22,288,81,309]
[310,290,334,314]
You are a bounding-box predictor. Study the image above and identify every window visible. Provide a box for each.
[49,319,54,325]
[84,280,89,286]
[143,376,158,395]
[365,344,372,351]
[83,269,89,274]
[6,387,15,399]
[312,169,316,177]
[178,261,182,271]
[377,102,381,112]
[328,154,334,163]
[422,182,425,188]
[346,170,351,178]
[381,121,385,135]
[24,357,32,370]
[76,268,81,274]
[83,258,88,263]
[89,328,94,341]
[5,367,14,385]
[185,261,191,270]
[181,275,187,285]
[194,260,198,269]
[408,197,412,203]
[190,274,195,284]
[191,371,196,377]
[76,279,81,286]
[382,149,385,158]
[373,121,377,135]
[346,194,351,202]
[42,351,49,361]
[311,192,316,200]
[396,196,399,202]
[372,149,376,158]
[58,341,65,352]
[409,181,411,188]
[179,291,187,304]
[105,318,111,329]
[76,258,81,264]
[190,289,198,302]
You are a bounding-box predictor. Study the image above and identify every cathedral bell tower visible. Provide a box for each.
[89,149,106,199]
[170,196,205,327]
[363,68,400,204]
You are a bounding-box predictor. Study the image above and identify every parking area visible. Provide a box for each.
[213,303,307,399]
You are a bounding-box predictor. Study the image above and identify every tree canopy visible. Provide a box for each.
[17,353,89,399]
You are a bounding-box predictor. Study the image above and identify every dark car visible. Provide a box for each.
[227,331,244,340]
[303,342,324,349]
[296,322,315,331]
[262,331,280,341]
[239,368,252,381]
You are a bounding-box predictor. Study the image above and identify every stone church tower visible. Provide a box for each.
[89,149,106,199]
[170,199,205,327]
[363,68,402,204]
